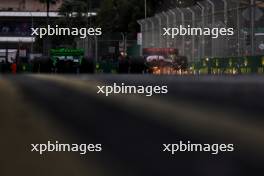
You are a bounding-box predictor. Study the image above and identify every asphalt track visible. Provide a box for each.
[1,74,264,176]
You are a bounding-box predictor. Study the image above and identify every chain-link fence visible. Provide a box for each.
[138,0,264,62]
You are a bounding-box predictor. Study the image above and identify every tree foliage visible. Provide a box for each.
[56,0,201,33]
[96,0,200,33]
[58,0,89,27]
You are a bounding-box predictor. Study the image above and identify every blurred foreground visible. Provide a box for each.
[1,74,264,176]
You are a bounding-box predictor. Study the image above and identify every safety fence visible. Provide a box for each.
[138,0,264,62]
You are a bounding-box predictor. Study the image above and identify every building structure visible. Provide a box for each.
[0,0,63,62]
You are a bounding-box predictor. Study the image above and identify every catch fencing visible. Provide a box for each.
[138,0,264,62]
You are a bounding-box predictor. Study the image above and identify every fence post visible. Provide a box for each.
[155,14,162,48]
[250,0,256,56]
[206,0,215,58]
[221,0,228,25]
[176,8,185,56]
[163,12,170,48]
[197,2,205,58]
[137,20,144,56]
[146,19,150,48]
[187,8,195,62]
[149,18,155,47]
[236,0,241,56]
[169,10,177,49]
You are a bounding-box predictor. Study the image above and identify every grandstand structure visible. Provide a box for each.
[0,0,63,62]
